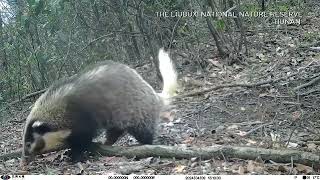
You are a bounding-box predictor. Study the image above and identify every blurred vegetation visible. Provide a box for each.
[0,0,306,110]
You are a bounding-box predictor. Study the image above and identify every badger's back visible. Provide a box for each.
[67,61,162,129]
[33,61,162,131]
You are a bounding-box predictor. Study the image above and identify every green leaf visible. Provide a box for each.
[20,15,30,29]
[216,19,225,31]
[26,0,36,6]
[34,0,45,16]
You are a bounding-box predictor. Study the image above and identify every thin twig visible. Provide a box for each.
[310,47,320,51]
[176,72,299,98]
[79,33,114,52]
[169,17,181,50]
[297,88,320,96]
[241,122,274,137]
[293,73,320,91]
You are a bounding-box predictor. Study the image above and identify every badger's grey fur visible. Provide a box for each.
[21,49,177,164]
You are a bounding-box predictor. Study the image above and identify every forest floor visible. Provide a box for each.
[1,4,320,175]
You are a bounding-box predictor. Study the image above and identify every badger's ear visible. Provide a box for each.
[32,121,52,135]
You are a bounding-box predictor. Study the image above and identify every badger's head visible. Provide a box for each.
[21,89,73,165]
[21,118,71,164]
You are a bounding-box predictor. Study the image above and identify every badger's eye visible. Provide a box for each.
[26,142,31,148]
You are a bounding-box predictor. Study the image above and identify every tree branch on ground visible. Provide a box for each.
[293,73,320,92]
[177,72,299,98]
[1,144,319,170]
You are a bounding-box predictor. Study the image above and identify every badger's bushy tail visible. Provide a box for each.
[158,48,178,105]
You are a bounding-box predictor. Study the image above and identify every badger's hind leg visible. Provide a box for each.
[128,124,154,145]
[105,128,124,145]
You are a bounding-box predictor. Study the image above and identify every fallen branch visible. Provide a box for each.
[241,122,274,137]
[293,73,320,91]
[176,72,299,98]
[310,47,320,51]
[1,143,319,169]
[94,145,320,169]
[297,88,320,96]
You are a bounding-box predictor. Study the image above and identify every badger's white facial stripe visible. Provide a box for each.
[42,130,72,152]
[32,121,43,128]
[30,130,72,153]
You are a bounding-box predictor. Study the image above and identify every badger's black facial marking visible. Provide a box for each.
[32,121,52,135]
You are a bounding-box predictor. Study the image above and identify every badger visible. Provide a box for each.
[21,49,177,164]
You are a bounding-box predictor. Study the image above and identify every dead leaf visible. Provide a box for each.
[288,43,295,48]
[215,125,225,133]
[298,132,309,137]
[256,53,266,61]
[190,162,198,168]
[238,166,246,174]
[144,157,156,164]
[307,143,317,152]
[204,162,211,169]
[210,73,217,78]
[19,159,28,170]
[222,162,232,171]
[237,131,247,137]
[227,124,239,130]
[292,111,301,121]
[44,150,68,162]
[245,139,257,145]
[174,118,182,123]
[278,165,289,172]
[102,156,117,163]
[164,122,174,127]
[287,142,298,148]
[160,110,176,122]
[247,160,255,172]
[259,93,269,97]
[295,163,313,174]
[247,160,264,174]
[182,137,194,144]
[270,132,281,148]
[208,59,223,68]
[119,164,146,175]
[190,157,198,162]
[5,159,16,166]
[174,165,186,173]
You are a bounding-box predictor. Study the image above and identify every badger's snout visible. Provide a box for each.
[21,142,36,166]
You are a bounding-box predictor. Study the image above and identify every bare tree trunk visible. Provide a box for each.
[204,1,228,58]
[111,0,138,62]
[135,8,163,82]
[0,15,8,71]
